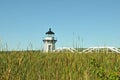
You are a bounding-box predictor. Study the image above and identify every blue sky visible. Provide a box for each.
[0,0,120,50]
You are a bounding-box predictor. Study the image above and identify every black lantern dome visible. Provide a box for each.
[46,28,54,34]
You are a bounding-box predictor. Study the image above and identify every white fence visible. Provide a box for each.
[54,46,120,53]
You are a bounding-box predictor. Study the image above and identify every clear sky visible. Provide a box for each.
[0,0,120,50]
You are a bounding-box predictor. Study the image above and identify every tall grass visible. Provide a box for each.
[0,51,120,80]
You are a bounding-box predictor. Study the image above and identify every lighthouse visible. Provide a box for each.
[43,28,57,52]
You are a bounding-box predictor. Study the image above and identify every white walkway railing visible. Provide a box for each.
[81,46,120,53]
[54,46,120,53]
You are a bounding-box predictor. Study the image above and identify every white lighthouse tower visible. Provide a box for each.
[43,28,57,52]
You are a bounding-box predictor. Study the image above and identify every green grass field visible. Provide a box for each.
[0,51,120,80]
